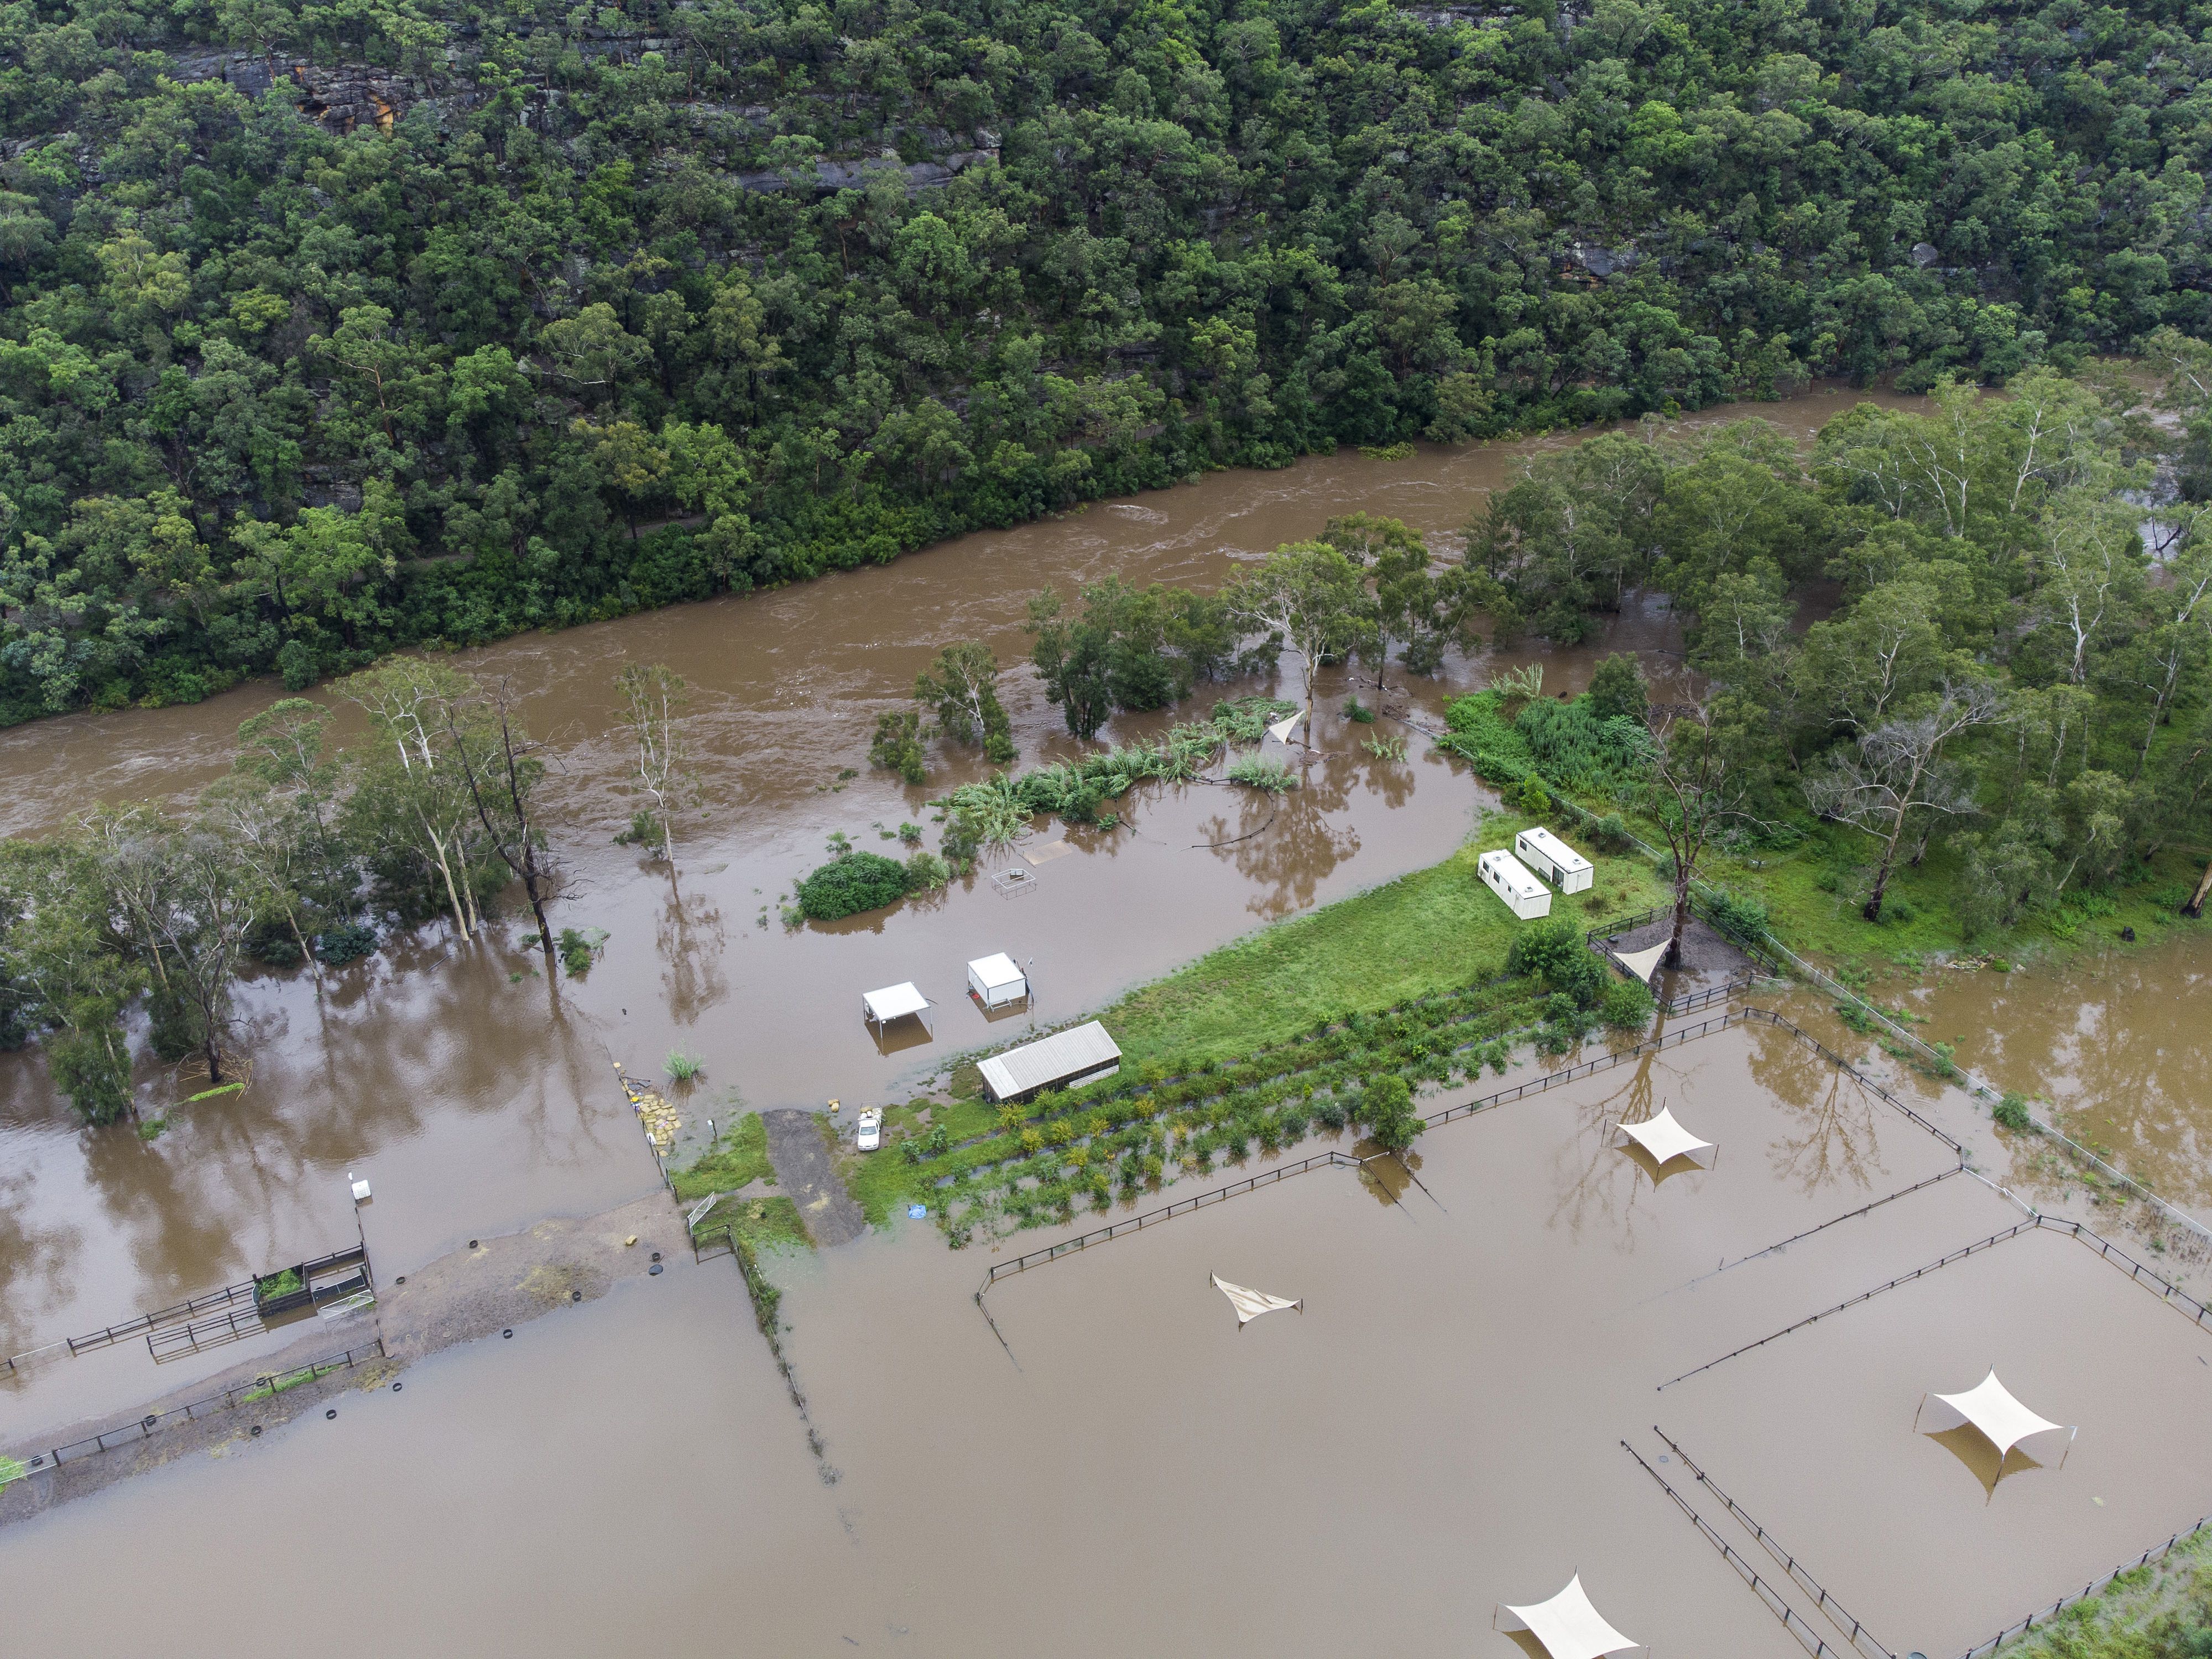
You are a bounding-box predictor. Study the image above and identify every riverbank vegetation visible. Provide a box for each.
[2,0,2208,717]
[0,658,567,1120]
[1433,361,2212,965]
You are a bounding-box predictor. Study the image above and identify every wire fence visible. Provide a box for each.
[13,1338,387,1475]
[1957,1516,2212,1657]
[1651,1426,1897,1659]
[1662,1211,2212,1391]
[1621,1437,1859,1659]
[1710,1168,1967,1275]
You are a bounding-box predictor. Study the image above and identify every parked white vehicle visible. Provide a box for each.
[856,1107,883,1152]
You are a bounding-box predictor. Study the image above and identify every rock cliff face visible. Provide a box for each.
[163,49,417,132]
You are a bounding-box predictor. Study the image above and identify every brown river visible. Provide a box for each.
[3,387,2209,1655]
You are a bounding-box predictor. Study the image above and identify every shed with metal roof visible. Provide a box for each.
[978,1021,1122,1103]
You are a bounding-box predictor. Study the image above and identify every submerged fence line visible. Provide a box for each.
[1663,1211,2212,1391]
[12,1338,387,1477]
[1621,1438,1858,1659]
[1709,1168,1967,1276]
[1651,1426,1897,1659]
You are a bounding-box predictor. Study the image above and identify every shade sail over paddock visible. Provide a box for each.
[1265,713,1303,746]
[1919,1369,2076,1463]
[1614,942,1670,984]
[1210,1273,1301,1326]
[1495,1575,1644,1659]
[1613,1106,1715,1168]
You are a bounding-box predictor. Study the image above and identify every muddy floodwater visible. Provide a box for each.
[4,1022,2206,1658]
[0,388,1895,1416]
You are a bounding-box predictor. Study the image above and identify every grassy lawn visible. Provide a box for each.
[1697,825,2210,974]
[695,1193,810,1254]
[669,1110,773,1203]
[1105,808,1669,1069]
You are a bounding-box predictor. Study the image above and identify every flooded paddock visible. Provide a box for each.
[8,1019,2200,1658]
[0,389,1895,1396]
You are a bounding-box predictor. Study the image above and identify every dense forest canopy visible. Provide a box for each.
[1,0,2209,714]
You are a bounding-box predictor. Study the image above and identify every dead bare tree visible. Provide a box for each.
[614,662,691,864]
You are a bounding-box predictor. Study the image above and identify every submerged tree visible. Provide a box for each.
[338,660,484,940]
[914,641,1014,763]
[448,677,561,963]
[1222,543,1373,733]
[614,662,691,863]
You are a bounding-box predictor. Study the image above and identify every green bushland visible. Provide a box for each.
[0,0,2183,723]
[254,1267,302,1302]
[669,1112,772,1203]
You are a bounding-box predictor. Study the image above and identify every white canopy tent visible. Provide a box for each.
[1613,1105,1716,1169]
[1918,1369,2076,1465]
[862,981,932,1035]
[1211,1272,1302,1326]
[1495,1575,1645,1659]
[967,953,1029,1009]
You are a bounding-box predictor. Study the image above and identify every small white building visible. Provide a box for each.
[1478,849,1552,920]
[978,1021,1121,1103]
[1515,826,1594,893]
[966,952,1029,1009]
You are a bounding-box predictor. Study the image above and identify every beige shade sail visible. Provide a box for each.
[1614,942,1669,984]
[1210,1273,1301,1325]
[1614,1105,1715,1167]
[1265,713,1303,745]
[1496,1575,1644,1659]
[1919,1369,2076,1461]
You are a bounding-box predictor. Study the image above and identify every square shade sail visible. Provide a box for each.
[1614,1106,1714,1166]
[1497,1575,1643,1659]
[862,982,930,1023]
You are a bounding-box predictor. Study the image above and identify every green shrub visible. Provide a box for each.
[1994,1092,2035,1132]
[795,851,910,919]
[1505,915,1606,1006]
[1227,755,1298,792]
[1344,696,1377,723]
[315,922,378,965]
[1704,888,1771,945]
[1599,977,1657,1031]
[665,1050,704,1084]
[1364,1073,1421,1152]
